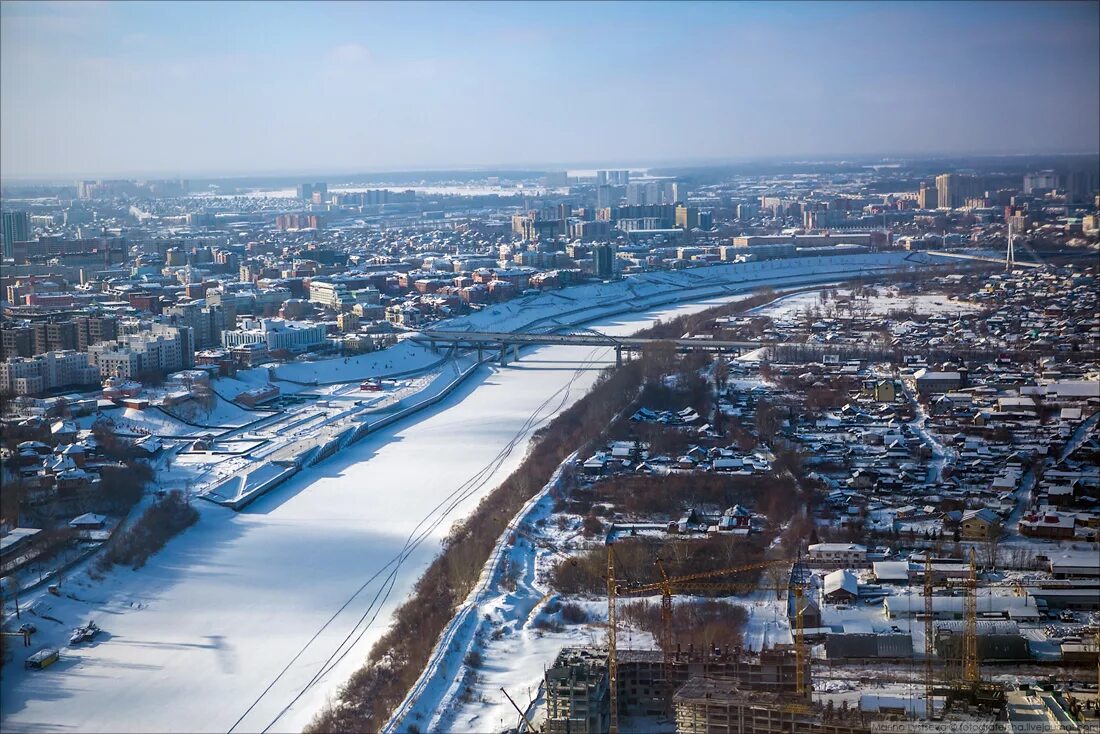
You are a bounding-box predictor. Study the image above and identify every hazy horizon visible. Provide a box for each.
[2,0,1098,181]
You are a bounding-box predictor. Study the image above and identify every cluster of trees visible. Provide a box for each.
[635,287,778,341]
[586,474,764,517]
[95,490,197,572]
[621,599,748,652]
[97,463,155,511]
[551,535,768,595]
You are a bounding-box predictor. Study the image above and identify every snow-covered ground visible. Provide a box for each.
[750,286,983,322]
[387,456,619,733]
[1,253,967,733]
[899,377,954,484]
[0,295,763,733]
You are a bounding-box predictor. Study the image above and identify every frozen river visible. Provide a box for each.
[1,295,734,734]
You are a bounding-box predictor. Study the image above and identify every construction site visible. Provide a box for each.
[533,548,1100,734]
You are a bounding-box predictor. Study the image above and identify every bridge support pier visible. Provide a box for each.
[512,343,519,363]
[499,344,508,366]
[615,345,622,367]
[477,345,483,362]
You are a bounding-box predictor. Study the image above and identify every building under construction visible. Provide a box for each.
[544,646,808,733]
[545,648,610,734]
[674,678,881,734]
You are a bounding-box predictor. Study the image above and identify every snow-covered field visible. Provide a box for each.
[750,286,983,322]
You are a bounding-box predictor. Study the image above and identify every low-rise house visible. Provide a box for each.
[872,560,913,584]
[807,543,867,567]
[914,368,963,395]
[822,569,859,603]
[69,513,107,530]
[1020,511,1076,540]
[961,508,1001,540]
[715,505,754,534]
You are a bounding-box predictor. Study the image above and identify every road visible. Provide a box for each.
[898,376,952,484]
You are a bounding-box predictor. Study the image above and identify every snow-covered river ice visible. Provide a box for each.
[1,295,737,734]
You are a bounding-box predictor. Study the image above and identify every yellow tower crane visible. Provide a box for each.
[607,545,619,734]
[606,554,805,730]
[963,547,980,685]
[925,557,936,721]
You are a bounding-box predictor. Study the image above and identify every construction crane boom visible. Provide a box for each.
[607,554,805,721]
[925,557,935,721]
[629,556,795,594]
[607,546,619,734]
[964,548,979,685]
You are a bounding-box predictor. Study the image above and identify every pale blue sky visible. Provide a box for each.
[1,0,1097,179]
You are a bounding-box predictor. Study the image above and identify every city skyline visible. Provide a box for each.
[2,0,1099,180]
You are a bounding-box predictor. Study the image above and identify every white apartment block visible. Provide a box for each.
[309,280,354,309]
[0,351,100,396]
[90,348,142,379]
[221,318,327,353]
[87,324,192,378]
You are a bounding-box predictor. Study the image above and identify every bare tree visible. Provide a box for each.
[193,384,217,413]
[981,527,1002,570]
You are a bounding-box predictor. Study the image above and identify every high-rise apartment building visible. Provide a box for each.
[88,324,194,377]
[936,173,984,209]
[671,182,690,204]
[33,321,79,354]
[675,205,700,229]
[164,302,226,349]
[0,351,100,396]
[918,182,938,209]
[2,211,30,260]
[1022,170,1059,194]
[297,183,325,203]
[592,244,615,279]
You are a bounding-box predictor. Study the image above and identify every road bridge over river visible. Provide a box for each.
[411,328,769,366]
[412,326,1096,367]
